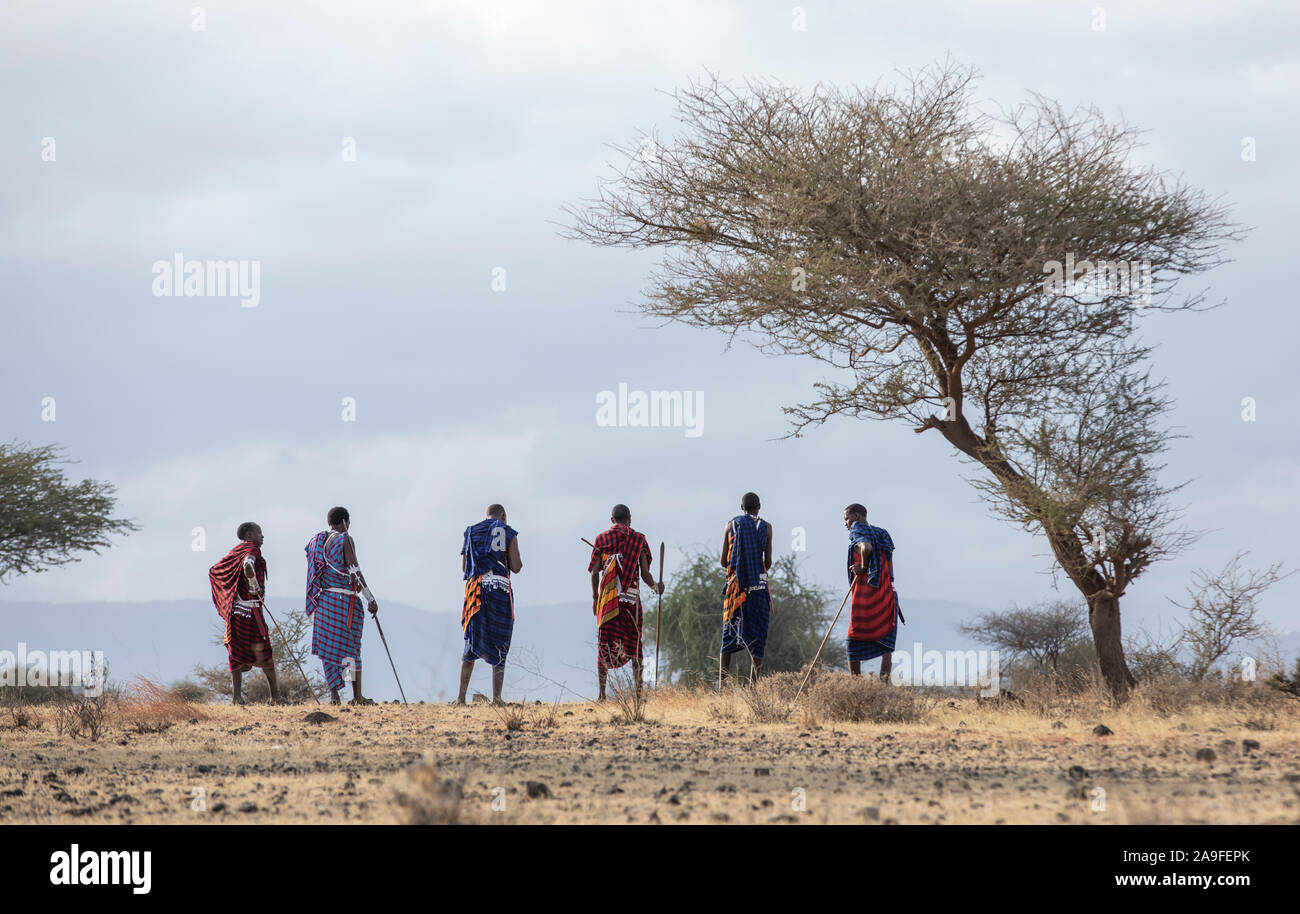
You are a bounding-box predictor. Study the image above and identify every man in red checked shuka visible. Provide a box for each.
[209,522,281,704]
[588,504,664,701]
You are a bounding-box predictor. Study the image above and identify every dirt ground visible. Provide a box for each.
[3,685,1298,825]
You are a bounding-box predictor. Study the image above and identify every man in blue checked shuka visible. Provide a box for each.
[719,491,774,684]
[304,506,380,705]
[457,504,522,705]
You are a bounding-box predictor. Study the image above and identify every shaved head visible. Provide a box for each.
[486,503,506,519]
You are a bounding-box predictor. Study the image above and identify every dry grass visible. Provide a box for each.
[0,681,1295,824]
[117,676,209,731]
[806,673,936,723]
[606,672,649,724]
[491,703,528,732]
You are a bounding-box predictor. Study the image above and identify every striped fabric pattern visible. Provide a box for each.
[593,551,622,627]
[847,546,899,647]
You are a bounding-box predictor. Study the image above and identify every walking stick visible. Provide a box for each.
[261,602,321,704]
[654,541,664,688]
[370,614,408,704]
[793,582,854,702]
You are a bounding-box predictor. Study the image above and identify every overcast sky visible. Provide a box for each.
[3,1,1297,643]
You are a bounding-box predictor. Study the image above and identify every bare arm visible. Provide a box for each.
[641,549,664,594]
[507,537,522,574]
[851,540,872,575]
[720,521,732,568]
[344,535,378,612]
[764,523,773,570]
[242,557,260,596]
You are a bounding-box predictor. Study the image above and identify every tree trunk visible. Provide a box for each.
[1088,594,1136,700]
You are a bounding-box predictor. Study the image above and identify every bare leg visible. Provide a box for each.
[720,651,732,685]
[632,656,643,702]
[264,665,281,703]
[750,656,763,683]
[457,660,473,704]
[597,663,607,701]
[231,670,244,704]
[850,660,862,677]
[880,654,892,684]
[491,664,505,704]
[351,672,364,703]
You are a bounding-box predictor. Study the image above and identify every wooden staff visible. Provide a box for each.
[654,541,665,688]
[262,602,321,704]
[371,614,408,704]
[793,583,854,702]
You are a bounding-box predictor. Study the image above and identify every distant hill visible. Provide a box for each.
[2,595,1001,702]
[11,596,1284,701]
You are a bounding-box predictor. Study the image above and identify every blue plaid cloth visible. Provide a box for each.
[847,627,897,662]
[721,588,771,659]
[462,518,516,579]
[728,514,767,589]
[463,576,513,666]
[848,521,895,588]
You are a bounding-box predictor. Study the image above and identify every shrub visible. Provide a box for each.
[806,673,933,723]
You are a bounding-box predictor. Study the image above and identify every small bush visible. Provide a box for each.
[169,680,211,703]
[53,692,109,741]
[607,672,648,724]
[806,673,933,723]
[492,703,527,732]
[7,706,42,730]
[737,674,803,723]
[119,676,208,731]
[1131,674,1288,717]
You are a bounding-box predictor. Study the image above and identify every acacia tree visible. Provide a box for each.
[568,64,1240,699]
[1172,552,1291,681]
[0,441,138,580]
[957,600,1090,673]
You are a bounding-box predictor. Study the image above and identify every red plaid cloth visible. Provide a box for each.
[226,613,274,672]
[598,595,642,671]
[588,525,650,671]
[209,542,269,641]
[209,542,273,673]
[587,525,650,591]
[848,551,897,643]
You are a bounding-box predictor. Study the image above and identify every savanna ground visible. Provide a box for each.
[2,673,1298,825]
